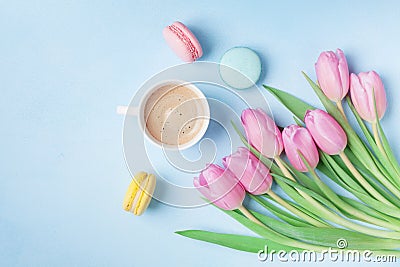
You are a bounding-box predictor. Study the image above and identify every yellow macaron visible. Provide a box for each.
[123,172,156,216]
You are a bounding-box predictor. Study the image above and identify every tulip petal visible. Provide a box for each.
[241,108,282,158]
[336,49,349,99]
[193,164,245,210]
[223,147,272,195]
[350,73,373,122]
[305,110,347,155]
[283,125,319,172]
[350,71,387,122]
[365,71,387,120]
[315,51,343,102]
[293,129,319,169]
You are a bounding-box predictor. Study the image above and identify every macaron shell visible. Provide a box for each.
[163,21,203,62]
[122,172,147,211]
[134,174,156,216]
[219,47,262,89]
[130,174,149,215]
[171,22,203,58]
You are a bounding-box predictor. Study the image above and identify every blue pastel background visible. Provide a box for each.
[1,0,400,266]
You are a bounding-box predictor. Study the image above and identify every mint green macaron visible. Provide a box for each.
[219,47,262,89]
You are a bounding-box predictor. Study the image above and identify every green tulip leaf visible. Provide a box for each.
[250,194,311,227]
[320,153,364,193]
[249,209,400,250]
[347,96,400,185]
[320,152,400,218]
[341,196,400,227]
[175,230,299,253]
[323,152,400,207]
[263,85,315,121]
[299,150,400,231]
[293,115,304,126]
[371,90,400,178]
[271,173,340,213]
[273,178,332,224]
[280,160,322,195]
[377,120,400,177]
[221,207,341,251]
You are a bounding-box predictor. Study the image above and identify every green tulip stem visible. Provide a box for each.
[275,156,337,222]
[237,205,264,227]
[266,191,327,227]
[372,121,386,159]
[235,208,345,252]
[336,100,347,122]
[236,206,334,252]
[371,88,389,160]
[305,158,400,231]
[277,155,400,238]
[275,156,296,181]
[339,151,394,206]
[371,90,400,184]
[275,156,323,203]
[307,198,400,239]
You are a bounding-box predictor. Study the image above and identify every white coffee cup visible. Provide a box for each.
[118,80,210,150]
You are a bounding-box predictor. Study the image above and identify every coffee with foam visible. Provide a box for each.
[144,83,208,146]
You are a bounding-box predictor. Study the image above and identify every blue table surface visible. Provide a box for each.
[1,1,400,266]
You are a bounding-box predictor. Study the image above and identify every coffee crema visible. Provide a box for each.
[144,84,208,146]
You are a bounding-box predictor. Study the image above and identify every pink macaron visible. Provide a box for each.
[163,21,203,62]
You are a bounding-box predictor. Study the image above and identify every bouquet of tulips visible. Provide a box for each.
[176,49,400,256]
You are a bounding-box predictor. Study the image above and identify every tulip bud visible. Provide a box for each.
[304,109,347,155]
[222,147,272,195]
[350,71,387,123]
[193,164,245,210]
[282,125,319,172]
[315,49,349,102]
[241,108,284,158]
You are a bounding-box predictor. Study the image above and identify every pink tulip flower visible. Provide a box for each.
[222,147,272,195]
[282,125,319,172]
[315,49,349,102]
[193,164,245,210]
[304,109,347,155]
[350,71,387,123]
[241,108,284,158]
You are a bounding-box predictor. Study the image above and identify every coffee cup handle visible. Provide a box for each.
[116,105,139,116]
